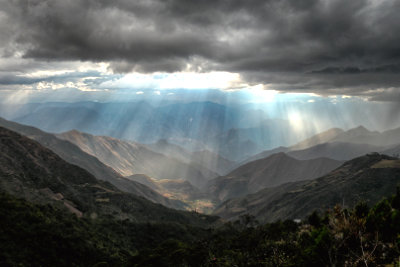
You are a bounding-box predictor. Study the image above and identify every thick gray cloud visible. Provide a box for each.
[1,0,400,97]
[0,71,104,85]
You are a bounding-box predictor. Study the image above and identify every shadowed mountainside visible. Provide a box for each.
[213,153,400,223]
[0,117,185,209]
[207,153,342,202]
[0,126,218,225]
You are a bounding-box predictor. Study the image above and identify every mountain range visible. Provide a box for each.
[5,101,319,161]
[214,153,400,223]
[2,113,400,224]
[57,130,217,188]
[207,153,343,202]
[0,117,186,209]
[243,125,400,163]
[0,125,217,225]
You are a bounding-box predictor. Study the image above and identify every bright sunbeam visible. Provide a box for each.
[246,85,278,103]
[288,112,304,132]
[100,71,242,91]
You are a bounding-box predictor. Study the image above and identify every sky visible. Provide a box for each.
[0,0,400,129]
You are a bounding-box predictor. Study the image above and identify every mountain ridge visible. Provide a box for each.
[0,117,186,209]
[207,152,343,202]
[57,129,218,188]
[0,126,217,225]
[213,153,400,223]
[241,125,400,164]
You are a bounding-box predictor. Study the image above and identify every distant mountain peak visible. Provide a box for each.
[346,125,371,134]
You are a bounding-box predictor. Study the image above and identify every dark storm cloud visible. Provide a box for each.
[0,71,104,86]
[1,0,400,97]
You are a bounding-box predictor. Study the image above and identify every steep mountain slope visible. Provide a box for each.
[0,118,184,209]
[207,153,342,202]
[213,153,400,223]
[0,126,217,225]
[57,130,217,187]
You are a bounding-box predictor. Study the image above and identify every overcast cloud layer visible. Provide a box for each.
[0,0,399,100]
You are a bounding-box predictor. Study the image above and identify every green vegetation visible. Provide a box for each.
[133,187,400,266]
[0,193,211,266]
[2,188,400,266]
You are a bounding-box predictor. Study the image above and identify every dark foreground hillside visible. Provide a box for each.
[2,188,400,266]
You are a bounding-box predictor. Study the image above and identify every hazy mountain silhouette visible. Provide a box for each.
[57,130,218,188]
[148,139,236,175]
[10,101,308,161]
[242,125,400,163]
[190,150,236,175]
[290,128,345,150]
